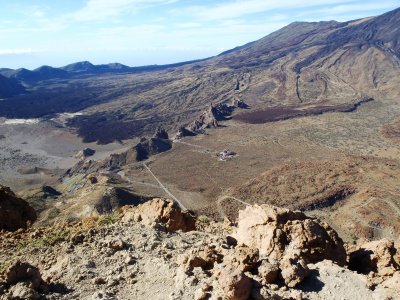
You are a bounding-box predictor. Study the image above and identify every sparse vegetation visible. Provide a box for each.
[32,229,71,247]
[97,211,121,226]
[196,215,210,230]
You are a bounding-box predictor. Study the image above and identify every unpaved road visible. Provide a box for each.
[142,163,188,211]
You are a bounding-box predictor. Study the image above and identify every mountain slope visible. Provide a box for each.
[0,8,400,142]
[0,74,25,98]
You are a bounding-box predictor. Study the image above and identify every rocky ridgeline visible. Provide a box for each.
[174,100,248,139]
[65,127,172,177]
[0,197,399,299]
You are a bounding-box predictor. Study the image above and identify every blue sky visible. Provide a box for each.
[0,0,398,69]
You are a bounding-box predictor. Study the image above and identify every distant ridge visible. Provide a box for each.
[0,57,209,85]
[0,74,25,98]
[0,7,400,144]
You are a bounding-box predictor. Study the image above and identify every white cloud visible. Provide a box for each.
[177,0,362,21]
[0,48,36,55]
[71,0,178,22]
[307,1,399,16]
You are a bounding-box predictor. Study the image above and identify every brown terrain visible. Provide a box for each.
[1,8,400,241]
[1,7,400,299]
[0,198,399,299]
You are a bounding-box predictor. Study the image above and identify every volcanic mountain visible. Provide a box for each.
[0,8,400,143]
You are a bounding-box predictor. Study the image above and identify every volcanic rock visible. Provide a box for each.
[280,255,311,287]
[235,204,346,265]
[349,238,400,277]
[183,245,223,271]
[224,245,259,272]
[153,126,169,140]
[121,198,196,232]
[66,135,172,176]
[174,126,196,140]
[216,265,252,300]
[231,99,249,109]
[41,186,61,199]
[0,186,37,231]
[257,259,279,285]
[94,187,149,214]
[75,148,96,160]
[176,103,234,138]
[4,261,43,289]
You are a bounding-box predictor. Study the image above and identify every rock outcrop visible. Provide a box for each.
[4,261,43,289]
[153,126,169,140]
[174,103,235,139]
[65,127,172,177]
[231,98,249,109]
[1,261,44,300]
[74,148,95,160]
[0,186,37,231]
[121,198,196,232]
[105,135,172,170]
[1,199,399,299]
[349,238,400,289]
[235,204,346,264]
[216,265,252,300]
[235,204,346,286]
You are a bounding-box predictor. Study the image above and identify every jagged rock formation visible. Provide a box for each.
[0,199,399,299]
[231,98,249,109]
[153,126,169,140]
[121,198,196,232]
[349,238,400,287]
[74,148,95,160]
[104,134,172,169]
[235,204,346,287]
[65,127,172,177]
[174,103,239,139]
[0,185,36,231]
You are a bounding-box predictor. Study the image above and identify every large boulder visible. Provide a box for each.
[1,261,50,300]
[216,265,252,300]
[235,204,346,287]
[235,204,346,265]
[74,148,96,160]
[0,186,36,231]
[4,261,43,289]
[349,238,399,277]
[121,198,196,232]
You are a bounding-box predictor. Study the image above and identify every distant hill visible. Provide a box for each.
[0,74,25,98]
[60,61,98,73]
[0,67,67,83]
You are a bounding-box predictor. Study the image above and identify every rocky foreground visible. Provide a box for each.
[0,197,399,300]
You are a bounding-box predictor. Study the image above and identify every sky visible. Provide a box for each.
[0,0,398,70]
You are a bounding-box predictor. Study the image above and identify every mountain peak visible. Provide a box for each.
[61,61,96,73]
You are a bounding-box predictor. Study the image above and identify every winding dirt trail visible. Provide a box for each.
[350,197,397,238]
[117,170,162,189]
[142,163,188,211]
[173,140,216,154]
